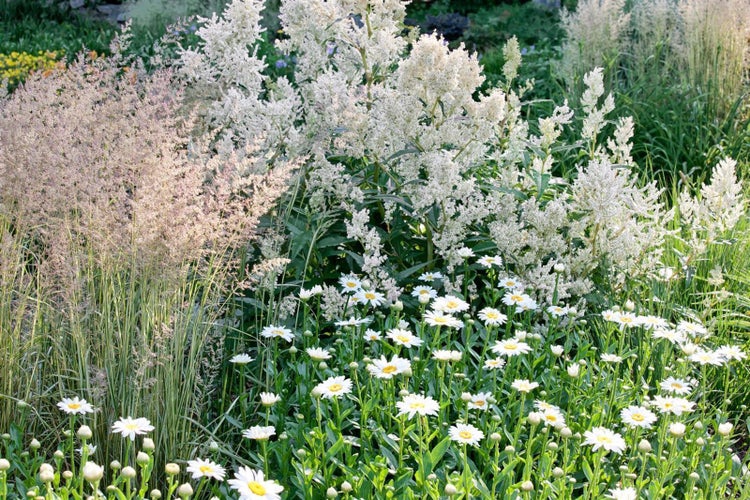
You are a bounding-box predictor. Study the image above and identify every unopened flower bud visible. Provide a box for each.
[521,480,534,491]
[121,466,136,479]
[552,467,564,478]
[150,490,162,499]
[560,427,573,439]
[288,346,298,354]
[177,483,193,498]
[391,301,403,312]
[142,437,155,451]
[638,439,652,453]
[566,364,580,378]
[718,422,733,436]
[340,481,352,493]
[63,470,73,480]
[444,484,458,496]
[39,469,54,483]
[82,462,104,483]
[165,463,180,475]
[326,486,338,498]
[669,422,686,437]
[696,437,705,446]
[528,412,542,425]
[208,441,219,452]
[490,432,502,442]
[29,439,41,450]
[624,300,635,311]
[110,460,121,470]
[136,452,150,465]
[54,450,65,460]
[77,425,93,440]
[689,472,700,481]
[461,392,472,402]
[0,458,10,471]
[551,345,564,356]
[694,421,703,430]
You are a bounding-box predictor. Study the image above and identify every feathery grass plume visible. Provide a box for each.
[557,0,630,95]
[675,0,750,116]
[0,35,295,471]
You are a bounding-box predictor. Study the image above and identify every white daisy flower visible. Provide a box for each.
[511,379,539,393]
[659,377,693,395]
[306,347,332,361]
[396,393,439,419]
[478,307,507,326]
[716,345,747,361]
[367,355,411,379]
[620,406,657,429]
[432,349,462,362]
[260,325,294,342]
[338,275,362,293]
[230,353,255,364]
[259,392,281,407]
[583,426,626,454]
[335,316,371,327]
[186,458,226,481]
[242,425,276,441]
[491,339,532,357]
[57,397,95,415]
[652,328,686,344]
[676,320,708,338]
[476,255,503,268]
[638,315,668,330]
[354,289,386,307]
[484,357,506,370]
[650,395,695,416]
[432,295,470,314]
[313,376,353,399]
[363,329,381,342]
[228,467,283,500]
[387,328,423,348]
[688,349,725,366]
[546,305,570,318]
[411,285,437,300]
[423,310,464,328]
[111,417,154,441]
[498,277,522,289]
[601,353,623,363]
[606,486,637,499]
[449,423,484,446]
[467,392,492,411]
[419,271,444,282]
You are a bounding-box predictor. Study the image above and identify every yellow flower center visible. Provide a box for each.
[382,365,398,374]
[247,481,267,495]
[365,292,376,299]
[486,312,498,319]
[506,343,517,350]
[446,300,458,308]
[459,431,473,440]
[620,316,633,323]
[671,383,683,389]
[328,383,343,393]
[396,335,411,343]
[199,465,213,474]
[631,413,644,422]
[125,423,139,430]
[597,436,612,444]
[68,403,81,410]
[410,402,425,409]
[545,414,557,422]
[474,400,485,407]
[510,295,523,303]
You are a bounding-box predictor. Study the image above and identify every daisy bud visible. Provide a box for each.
[341,481,352,493]
[136,452,150,466]
[528,412,542,425]
[694,421,703,430]
[165,463,180,476]
[552,467,564,478]
[150,493,162,500]
[461,392,472,402]
[63,470,73,480]
[548,442,558,450]
[319,361,328,370]
[311,386,324,398]
[551,345,564,356]
[54,450,65,460]
[492,415,502,422]
[521,480,534,491]
[82,462,104,483]
[143,437,155,451]
[560,427,573,439]
[427,473,437,480]
[418,294,431,304]
[504,445,515,453]
[209,441,219,452]
[77,425,93,440]
[39,469,54,483]
[297,449,307,458]
[391,301,403,311]
[288,346,298,354]
[398,389,410,397]
[403,366,413,377]
[326,486,338,498]
[554,263,565,273]
[681,343,697,356]
[718,422,733,436]
[39,464,53,474]
[638,439,652,453]
[29,439,41,450]
[444,484,458,496]
[110,461,121,470]
[669,422,686,437]
[696,437,705,446]
[624,300,635,311]
[121,466,137,479]
[566,364,580,378]
[177,483,193,498]
[348,362,358,370]
[689,472,700,481]
[490,433,502,442]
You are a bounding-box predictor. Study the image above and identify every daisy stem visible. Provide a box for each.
[68,414,76,477]
[585,450,604,499]
[398,415,405,471]
[261,440,269,477]
[462,444,471,499]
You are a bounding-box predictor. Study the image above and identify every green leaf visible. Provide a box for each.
[428,436,451,469]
